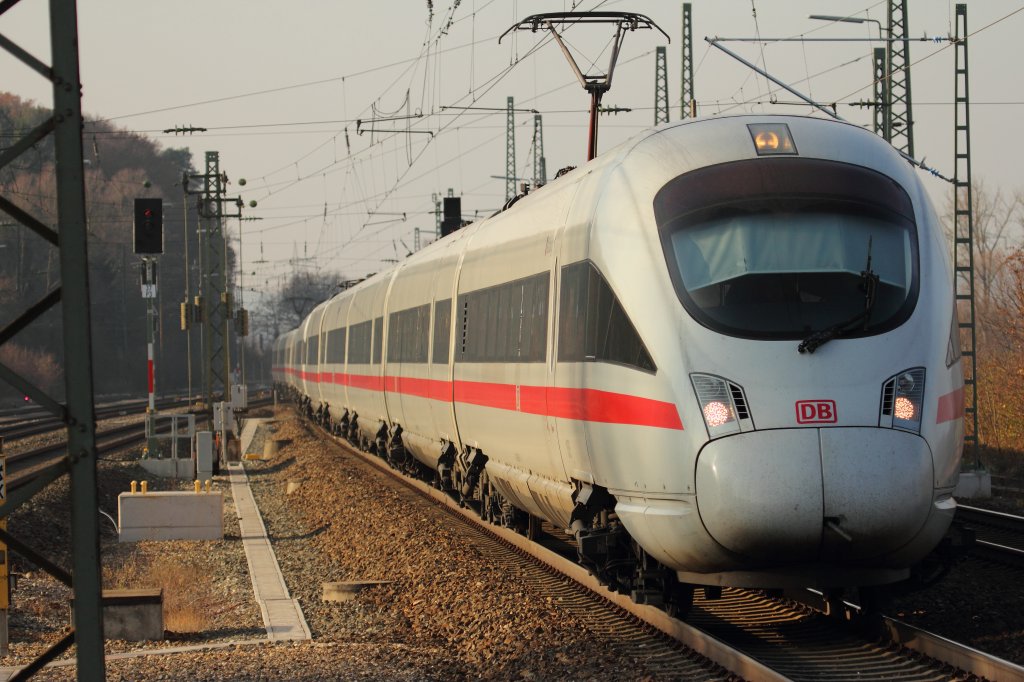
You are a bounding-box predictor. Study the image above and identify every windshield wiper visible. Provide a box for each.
[798,237,879,355]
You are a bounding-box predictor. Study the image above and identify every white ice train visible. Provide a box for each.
[273,114,964,612]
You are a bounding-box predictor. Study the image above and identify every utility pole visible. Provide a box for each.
[654,46,669,125]
[953,3,978,468]
[888,0,914,156]
[186,152,244,410]
[532,114,547,188]
[680,3,695,118]
[202,153,230,408]
[506,96,516,202]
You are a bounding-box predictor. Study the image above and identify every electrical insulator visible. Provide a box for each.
[193,295,204,323]
[180,301,191,330]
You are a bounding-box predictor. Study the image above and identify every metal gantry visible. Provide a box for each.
[953,3,979,467]
[680,2,695,119]
[888,0,914,156]
[654,45,669,125]
[0,1,105,678]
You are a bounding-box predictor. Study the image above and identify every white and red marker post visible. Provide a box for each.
[141,258,159,453]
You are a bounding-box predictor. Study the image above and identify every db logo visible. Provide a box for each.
[795,399,837,424]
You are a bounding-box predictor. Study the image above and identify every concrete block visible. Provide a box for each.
[140,457,194,480]
[955,470,992,499]
[322,581,393,603]
[196,431,214,481]
[118,491,224,542]
[70,588,163,641]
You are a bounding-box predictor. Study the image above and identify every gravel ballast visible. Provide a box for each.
[4,406,1024,678]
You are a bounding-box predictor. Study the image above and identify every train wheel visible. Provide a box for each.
[664,582,694,620]
[526,514,540,540]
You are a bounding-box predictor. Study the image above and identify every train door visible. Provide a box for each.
[427,239,465,456]
[381,262,407,432]
[550,178,599,486]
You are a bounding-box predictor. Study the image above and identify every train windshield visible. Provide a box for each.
[654,158,919,340]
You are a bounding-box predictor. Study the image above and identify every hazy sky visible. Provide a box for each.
[3,1,1023,306]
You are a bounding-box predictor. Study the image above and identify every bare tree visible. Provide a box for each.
[254,270,344,340]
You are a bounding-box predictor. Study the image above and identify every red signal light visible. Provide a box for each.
[143,208,153,218]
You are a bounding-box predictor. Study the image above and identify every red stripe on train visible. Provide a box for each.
[936,387,965,424]
[283,366,682,431]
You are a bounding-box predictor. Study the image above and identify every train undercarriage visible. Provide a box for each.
[275,384,960,622]
[277,385,699,618]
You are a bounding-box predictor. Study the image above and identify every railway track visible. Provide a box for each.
[5,397,272,491]
[991,474,1024,501]
[956,504,1024,568]
[315,420,1024,681]
[0,395,197,443]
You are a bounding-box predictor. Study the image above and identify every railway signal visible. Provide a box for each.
[133,197,163,254]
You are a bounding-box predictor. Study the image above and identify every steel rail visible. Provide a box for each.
[306,416,1022,681]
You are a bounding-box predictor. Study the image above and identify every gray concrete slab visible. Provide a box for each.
[227,461,311,641]
[238,418,266,457]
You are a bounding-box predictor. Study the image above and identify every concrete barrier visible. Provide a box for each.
[118,490,224,542]
[139,457,194,480]
[955,470,992,499]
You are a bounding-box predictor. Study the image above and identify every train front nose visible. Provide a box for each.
[695,428,933,563]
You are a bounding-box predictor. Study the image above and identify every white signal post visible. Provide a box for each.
[142,258,159,452]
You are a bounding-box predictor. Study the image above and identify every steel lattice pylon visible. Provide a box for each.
[872,47,891,142]
[680,2,694,119]
[532,114,547,188]
[199,152,232,407]
[505,97,516,202]
[888,0,914,156]
[0,1,105,678]
[654,46,669,124]
[953,4,978,467]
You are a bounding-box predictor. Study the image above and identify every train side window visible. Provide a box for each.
[372,317,383,365]
[558,261,656,372]
[348,320,371,364]
[387,306,430,363]
[307,336,319,365]
[414,304,429,362]
[455,272,549,363]
[325,327,347,364]
[521,273,549,362]
[387,311,402,362]
[433,299,452,364]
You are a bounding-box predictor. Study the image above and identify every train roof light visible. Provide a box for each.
[748,123,797,156]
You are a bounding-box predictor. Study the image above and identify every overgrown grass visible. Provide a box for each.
[105,553,217,633]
